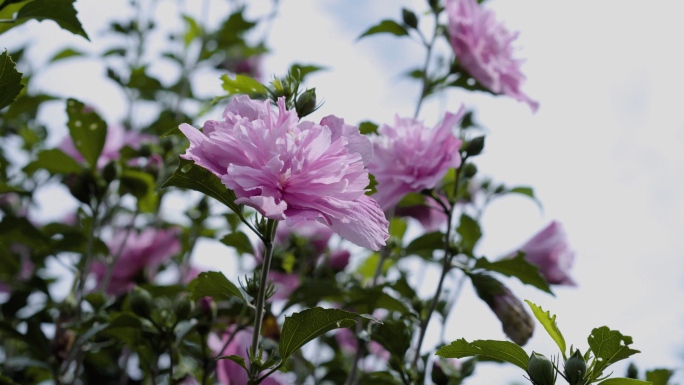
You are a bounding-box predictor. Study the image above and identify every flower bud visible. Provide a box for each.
[295,88,317,118]
[462,162,477,178]
[102,161,118,184]
[402,8,418,29]
[128,287,153,319]
[564,350,586,385]
[431,360,449,385]
[527,352,555,385]
[174,293,194,321]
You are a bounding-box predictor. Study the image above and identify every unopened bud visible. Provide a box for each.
[102,161,118,184]
[528,352,555,385]
[431,360,449,385]
[128,287,153,319]
[462,163,477,178]
[564,350,586,385]
[174,293,194,321]
[295,88,317,118]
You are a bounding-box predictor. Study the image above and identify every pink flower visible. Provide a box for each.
[211,328,289,385]
[368,110,465,210]
[179,95,389,250]
[516,221,575,286]
[328,249,351,271]
[60,124,156,169]
[91,227,181,295]
[446,0,538,112]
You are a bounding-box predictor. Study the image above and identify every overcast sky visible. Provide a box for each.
[3,0,683,384]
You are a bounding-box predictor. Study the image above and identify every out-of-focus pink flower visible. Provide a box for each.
[223,55,262,81]
[179,95,388,250]
[335,327,389,364]
[211,328,289,385]
[446,0,538,112]
[368,110,464,210]
[328,249,351,271]
[91,227,181,295]
[268,271,300,300]
[516,221,575,286]
[60,124,157,169]
[394,195,449,231]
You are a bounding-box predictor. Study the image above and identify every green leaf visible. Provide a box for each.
[405,231,443,259]
[22,149,81,175]
[474,253,552,295]
[220,74,267,96]
[356,252,394,279]
[127,67,163,100]
[220,231,254,256]
[279,307,360,360]
[389,217,407,240]
[508,186,543,211]
[358,121,378,135]
[596,379,652,385]
[162,157,241,214]
[0,183,26,194]
[588,326,640,378]
[436,339,529,371]
[187,271,244,302]
[119,169,158,213]
[216,355,247,371]
[289,63,327,81]
[358,20,409,40]
[49,47,85,62]
[182,14,202,47]
[0,50,24,111]
[66,99,107,169]
[457,213,481,255]
[16,0,89,40]
[645,369,673,385]
[370,319,412,358]
[524,300,566,357]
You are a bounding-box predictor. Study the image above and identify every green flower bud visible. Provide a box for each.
[564,350,586,385]
[402,8,418,29]
[527,352,555,385]
[462,162,477,178]
[626,363,638,379]
[295,88,317,118]
[174,293,194,321]
[128,287,153,319]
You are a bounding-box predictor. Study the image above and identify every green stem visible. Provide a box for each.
[413,12,440,119]
[249,218,278,379]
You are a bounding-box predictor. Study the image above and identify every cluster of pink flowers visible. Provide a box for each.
[179,95,389,250]
[446,0,538,112]
[91,227,181,295]
[368,109,465,211]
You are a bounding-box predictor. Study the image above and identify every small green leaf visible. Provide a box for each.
[220,74,267,96]
[162,157,241,214]
[289,63,327,81]
[508,186,543,211]
[405,231,443,259]
[0,50,24,111]
[49,48,85,62]
[596,379,652,385]
[66,99,107,169]
[588,326,641,378]
[16,0,89,39]
[645,369,673,385]
[365,173,378,196]
[457,213,481,255]
[356,252,394,280]
[23,148,81,175]
[216,355,247,371]
[359,121,378,135]
[187,271,244,302]
[119,169,158,213]
[182,14,202,47]
[127,67,163,100]
[436,339,529,371]
[475,254,552,295]
[389,217,407,240]
[524,300,566,357]
[220,232,254,255]
[358,20,409,40]
[280,307,361,360]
